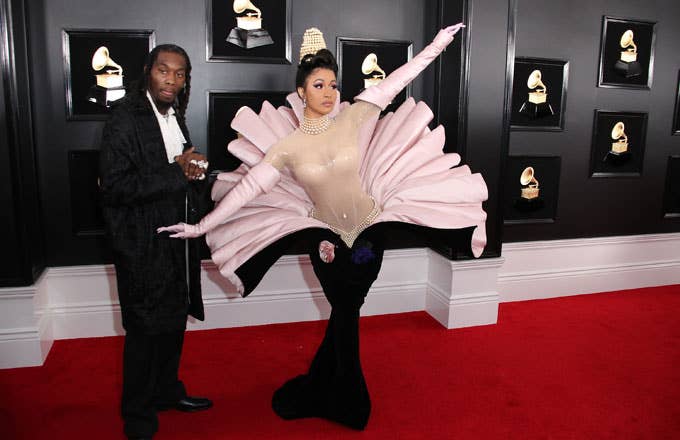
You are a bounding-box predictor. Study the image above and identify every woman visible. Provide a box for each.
[159,24,487,430]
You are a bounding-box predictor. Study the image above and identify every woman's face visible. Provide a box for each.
[297,67,338,118]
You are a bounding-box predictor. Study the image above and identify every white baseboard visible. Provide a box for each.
[4,231,679,369]
[498,233,680,302]
[0,274,52,368]
[426,253,503,328]
[49,249,432,336]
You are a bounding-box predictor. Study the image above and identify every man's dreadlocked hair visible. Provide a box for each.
[138,44,192,122]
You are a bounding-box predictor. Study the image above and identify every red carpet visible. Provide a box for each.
[1,285,680,439]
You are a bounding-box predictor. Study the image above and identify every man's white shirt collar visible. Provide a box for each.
[146,91,186,163]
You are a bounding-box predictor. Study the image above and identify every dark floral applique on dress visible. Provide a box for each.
[351,239,376,264]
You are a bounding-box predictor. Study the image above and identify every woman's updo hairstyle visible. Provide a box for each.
[295,48,338,89]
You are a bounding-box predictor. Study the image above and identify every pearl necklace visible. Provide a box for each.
[300,114,331,135]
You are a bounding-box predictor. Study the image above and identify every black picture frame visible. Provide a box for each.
[663,156,680,218]
[206,0,291,63]
[62,28,155,120]
[68,150,105,236]
[336,37,413,115]
[207,90,289,172]
[433,0,471,159]
[503,155,561,225]
[510,57,568,131]
[589,110,648,178]
[597,16,656,89]
[672,71,680,135]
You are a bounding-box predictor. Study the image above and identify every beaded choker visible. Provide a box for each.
[300,114,331,135]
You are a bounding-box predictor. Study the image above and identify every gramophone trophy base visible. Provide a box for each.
[614,60,642,78]
[620,51,637,63]
[363,77,383,89]
[514,196,544,212]
[236,16,261,31]
[611,141,628,154]
[95,73,123,89]
[520,187,540,200]
[603,150,631,165]
[87,85,126,107]
[519,101,554,119]
[227,27,273,49]
[528,92,547,104]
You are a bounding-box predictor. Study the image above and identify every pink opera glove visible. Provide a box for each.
[156,222,203,239]
[355,23,465,110]
[318,240,336,263]
[432,23,465,50]
[157,161,281,239]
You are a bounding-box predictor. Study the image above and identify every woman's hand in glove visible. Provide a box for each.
[157,223,203,239]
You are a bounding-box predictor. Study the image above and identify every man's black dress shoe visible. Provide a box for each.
[157,396,213,412]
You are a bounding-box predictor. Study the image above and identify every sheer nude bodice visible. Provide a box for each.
[265,100,379,235]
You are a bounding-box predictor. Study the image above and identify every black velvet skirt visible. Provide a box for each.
[271,227,385,430]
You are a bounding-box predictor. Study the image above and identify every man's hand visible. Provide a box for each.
[175,147,208,180]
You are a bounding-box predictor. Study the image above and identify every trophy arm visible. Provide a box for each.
[109,60,123,75]
[375,66,386,79]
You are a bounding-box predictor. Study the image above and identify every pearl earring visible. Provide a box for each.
[302,98,307,108]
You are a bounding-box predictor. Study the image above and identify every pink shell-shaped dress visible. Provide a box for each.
[205,92,488,295]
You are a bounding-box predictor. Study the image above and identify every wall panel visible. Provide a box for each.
[503,0,680,242]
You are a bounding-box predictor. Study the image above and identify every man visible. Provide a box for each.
[99,44,212,440]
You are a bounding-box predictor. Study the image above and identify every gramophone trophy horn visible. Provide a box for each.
[228,0,273,48]
[610,121,629,153]
[361,53,386,77]
[520,166,540,199]
[361,53,386,89]
[92,46,123,75]
[619,30,638,63]
[527,70,547,104]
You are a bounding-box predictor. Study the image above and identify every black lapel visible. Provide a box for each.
[131,97,169,167]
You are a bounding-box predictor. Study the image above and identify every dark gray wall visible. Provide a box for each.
[1,0,45,286]
[26,0,437,267]
[504,0,680,241]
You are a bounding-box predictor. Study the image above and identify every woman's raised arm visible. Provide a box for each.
[354,24,464,110]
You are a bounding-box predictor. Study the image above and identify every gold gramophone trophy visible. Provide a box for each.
[610,122,629,154]
[519,69,554,119]
[87,46,126,107]
[614,30,641,78]
[514,166,544,211]
[520,167,540,200]
[226,0,273,49]
[361,53,386,89]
